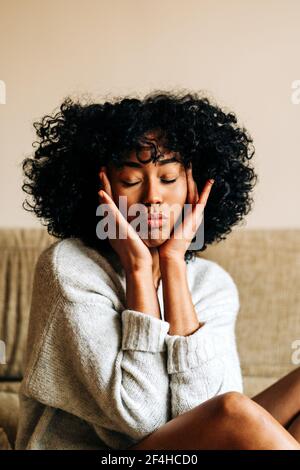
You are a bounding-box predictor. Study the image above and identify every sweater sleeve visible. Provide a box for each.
[21,243,172,450]
[164,262,243,419]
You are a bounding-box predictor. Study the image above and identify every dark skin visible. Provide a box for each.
[97,131,300,449]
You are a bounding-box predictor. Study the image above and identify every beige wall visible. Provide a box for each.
[0,0,299,229]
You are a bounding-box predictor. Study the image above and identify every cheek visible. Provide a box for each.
[110,186,120,206]
[182,184,188,204]
[165,182,187,222]
[110,183,134,207]
[117,192,140,221]
[171,179,187,205]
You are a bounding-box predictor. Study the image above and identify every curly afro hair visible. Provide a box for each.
[22,89,258,264]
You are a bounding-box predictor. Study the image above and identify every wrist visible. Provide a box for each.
[125,262,153,276]
[159,255,186,270]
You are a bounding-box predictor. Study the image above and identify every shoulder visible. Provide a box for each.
[188,255,240,310]
[36,237,111,280]
[34,238,122,305]
[190,256,238,291]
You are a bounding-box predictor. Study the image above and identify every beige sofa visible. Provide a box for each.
[0,227,299,449]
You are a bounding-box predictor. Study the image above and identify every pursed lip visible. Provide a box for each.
[147,213,168,220]
[128,213,168,223]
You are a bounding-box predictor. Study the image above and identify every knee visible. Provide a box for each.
[219,391,251,411]
[217,391,265,425]
[210,392,280,449]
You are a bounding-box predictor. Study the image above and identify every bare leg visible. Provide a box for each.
[287,413,300,441]
[251,367,300,442]
[128,392,300,450]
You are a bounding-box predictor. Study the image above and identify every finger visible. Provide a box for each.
[186,166,197,205]
[98,190,120,224]
[172,192,205,242]
[188,165,200,206]
[98,171,134,237]
[197,179,214,206]
[194,180,199,203]
[98,166,105,181]
[98,189,140,241]
[181,176,209,238]
[182,201,205,241]
[99,166,114,199]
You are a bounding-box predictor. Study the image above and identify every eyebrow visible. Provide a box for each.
[120,157,181,168]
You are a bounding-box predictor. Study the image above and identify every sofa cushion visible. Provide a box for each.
[0,381,20,448]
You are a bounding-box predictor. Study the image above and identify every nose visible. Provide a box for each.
[141,178,163,207]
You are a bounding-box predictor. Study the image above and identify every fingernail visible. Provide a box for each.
[209,179,215,184]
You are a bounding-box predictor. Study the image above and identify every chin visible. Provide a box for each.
[141,236,168,248]
[139,224,173,246]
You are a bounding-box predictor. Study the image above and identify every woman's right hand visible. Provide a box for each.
[98,166,153,273]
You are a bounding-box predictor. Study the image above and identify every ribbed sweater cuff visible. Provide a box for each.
[122,309,170,352]
[165,322,228,373]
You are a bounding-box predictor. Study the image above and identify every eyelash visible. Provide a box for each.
[122,179,177,187]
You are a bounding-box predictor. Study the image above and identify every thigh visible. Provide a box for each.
[127,391,300,450]
[251,367,300,427]
[128,393,230,450]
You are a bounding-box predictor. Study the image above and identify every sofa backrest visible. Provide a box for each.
[200,227,300,396]
[0,228,56,379]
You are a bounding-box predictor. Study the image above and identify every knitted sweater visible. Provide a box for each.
[15,238,243,450]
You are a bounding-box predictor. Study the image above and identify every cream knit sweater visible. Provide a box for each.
[15,238,243,450]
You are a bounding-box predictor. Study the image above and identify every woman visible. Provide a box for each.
[16,91,300,450]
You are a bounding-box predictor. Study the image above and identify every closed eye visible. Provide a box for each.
[122,179,177,187]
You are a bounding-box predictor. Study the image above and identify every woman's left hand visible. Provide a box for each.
[158,164,214,262]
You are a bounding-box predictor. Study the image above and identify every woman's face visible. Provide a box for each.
[106,132,188,248]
